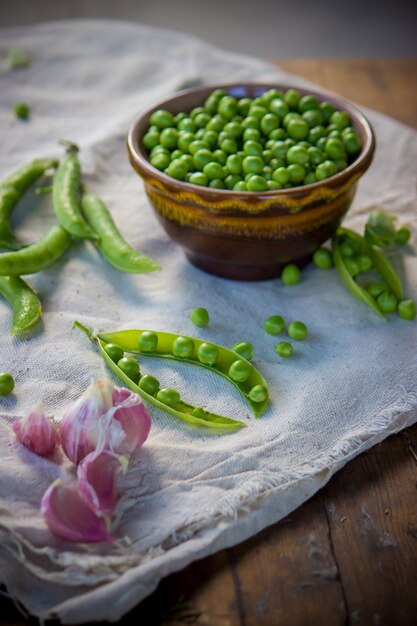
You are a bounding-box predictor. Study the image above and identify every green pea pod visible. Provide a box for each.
[338,226,403,301]
[81,193,160,273]
[0,225,72,275]
[332,233,386,319]
[0,158,58,250]
[74,322,245,431]
[52,143,98,240]
[0,275,42,334]
[97,328,269,418]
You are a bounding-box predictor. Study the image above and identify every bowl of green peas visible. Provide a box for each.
[127,83,375,280]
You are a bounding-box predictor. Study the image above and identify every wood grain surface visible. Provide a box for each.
[1,59,416,626]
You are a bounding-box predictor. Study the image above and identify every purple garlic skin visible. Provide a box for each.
[78,450,125,518]
[12,407,59,456]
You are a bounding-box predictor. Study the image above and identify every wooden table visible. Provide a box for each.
[2,59,417,626]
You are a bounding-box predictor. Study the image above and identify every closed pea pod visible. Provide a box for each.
[0,225,72,276]
[0,275,42,335]
[81,193,160,273]
[0,158,57,250]
[52,142,98,240]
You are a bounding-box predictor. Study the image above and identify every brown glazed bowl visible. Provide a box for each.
[127,83,375,280]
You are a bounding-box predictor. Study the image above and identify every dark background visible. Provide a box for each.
[1,0,417,58]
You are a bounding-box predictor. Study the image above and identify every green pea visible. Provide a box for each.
[248,384,268,403]
[220,138,238,155]
[194,112,210,128]
[202,130,219,148]
[117,357,140,382]
[188,172,208,186]
[241,115,260,130]
[238,97,252,116]
[376,291,398,314]
[139,374,160,396]
[330,111,350,129]
[262,165,273,180]
[229,359,253,382]
[286,145,309,166]
[325,138,346,160]
[223,121,242,138]
[267,180,282,190]
[298,95,319,113]
[178,117,196,133]
[287,321,308,340]
[188,140,210,155]
[287,164,306,184]
[366,282,388,299]
[193,149,213,169]
[197,343,218,366]
[263,88,283,101]
[260,113,280,135]
[175,112,187,123]
[247,175,268,191]
[103,343,124,363]
[319,101,336,122]
[150,109,175,129]
[271,140,288,159]
[281,264,301,285]
[316,137,328,151]
[206,115,225,132]
[313,248,333,269]
[270,157,284,170]
[357,254,373,273]
[243,141,263,157]
[225,173,242,189]
[209,178,225,189]
[170,149,183,161]
[166,159,187,180]
[159,128,178,149]
[249,104,269,119]
[284,89,301,109]
[334,158,348,172]
[340,240,356,257]
[269,128,287,141]
[269,98,290,118]
[218,96,238,119]
[204,90,225,114]
[150,152,171,171]
[142,130,160,150]
[302,109,323,128]
[242,156,264,175]
[397,299,416,320]
[234,181,247,191]
[395,226,411,246]
[304,172,317,185]
[243,128,261,143]
[263,315,285,335]
[342,131,362,155]
[275,341,293,358]
[287,118,310,141]
[156,388,181,407]
[272,167,290,185]
[344,257,360,276]
[172,336,195,358]
[231,341,254,360]
[203,162,225,180]
[138,331,158,352]
[14,102,30,120]
[225,154,242,175]
[180,154,195,172]
[190,307,209,327]
[177,131,195,152]
[0,372,14,396]
[315,160,338,180]
[191,407,207,419]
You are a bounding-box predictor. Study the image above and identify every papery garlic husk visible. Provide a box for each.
[12,405,59,456]
[41,479,114,543]
[60,379,113,464]
[78,450,126,518]
[60,380,151,464]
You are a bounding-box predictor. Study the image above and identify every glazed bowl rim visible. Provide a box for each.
[127,81,375,199]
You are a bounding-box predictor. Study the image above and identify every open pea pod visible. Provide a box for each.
[98,328,269,418]
[338,226,403,301]
[332,232,386,319]
[74,322,246,431]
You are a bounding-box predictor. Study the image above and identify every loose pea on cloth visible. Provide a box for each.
[0,20,416,624]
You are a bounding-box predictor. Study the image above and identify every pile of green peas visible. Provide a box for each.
[142,87,362,192]
[263,314,308,357]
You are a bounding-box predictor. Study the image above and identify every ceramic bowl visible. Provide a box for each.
[127,83,375,280]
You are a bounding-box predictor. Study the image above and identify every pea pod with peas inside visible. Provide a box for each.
[0,158,58,250]
[74,322,246,431]
[96,327,269,418]
[81,193,160,273]
[0,275,42,335]
[52,142,98,241]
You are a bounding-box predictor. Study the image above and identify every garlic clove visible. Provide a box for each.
[41,480,114,543]
[77,450,124,518]
[112,386,151,455]
[12,405,59,456]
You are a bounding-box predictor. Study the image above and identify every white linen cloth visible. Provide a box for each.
[0,20,416,624]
